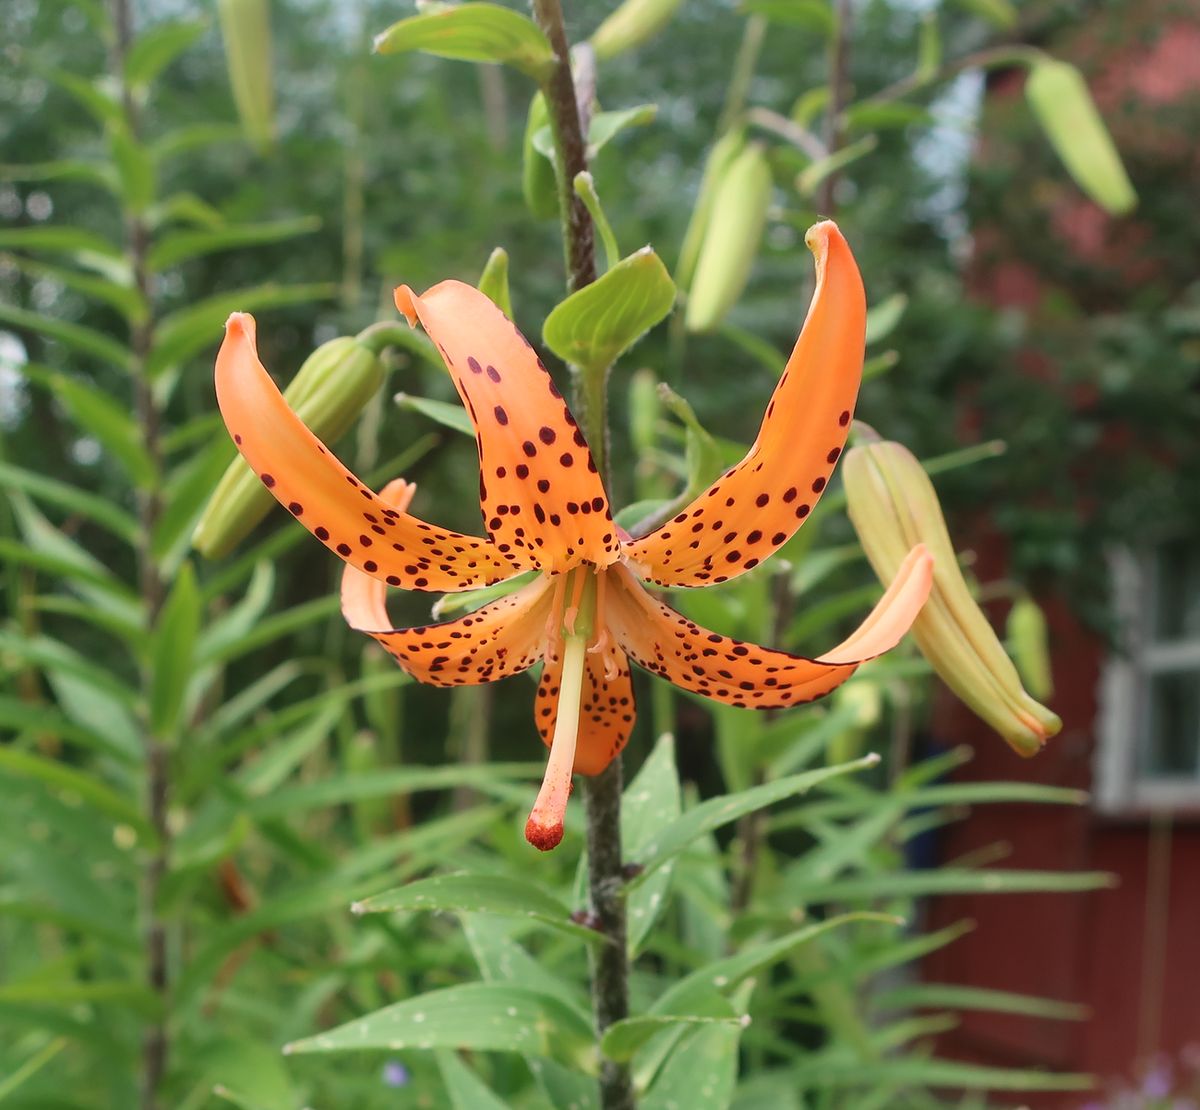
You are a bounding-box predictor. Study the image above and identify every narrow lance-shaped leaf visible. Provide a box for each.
[351,871,606,944]
[218,0,275,149]
[149,561,202,737]
[124,19,208,89]
[373,4,556,81]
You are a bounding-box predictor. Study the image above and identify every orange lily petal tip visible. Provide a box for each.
[804,218,839,252]
[223,311,255,341]
[393,285,419,327]
[524,815,564,852]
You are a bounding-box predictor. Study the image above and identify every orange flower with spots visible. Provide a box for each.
[214,221,934,851]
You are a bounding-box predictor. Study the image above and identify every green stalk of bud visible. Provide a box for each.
[194,335,385,558]
[590,0,686,60]
[217,0,275,151]
[843,439,1061,756]
[684,141,772,334]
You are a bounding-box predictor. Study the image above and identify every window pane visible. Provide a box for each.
[1151,538,1200,642]
[1141,669,1200,777]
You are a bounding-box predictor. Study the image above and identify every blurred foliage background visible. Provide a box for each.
[1,0,1194,1106]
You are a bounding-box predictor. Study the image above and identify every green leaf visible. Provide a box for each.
[0,461,137,542]
[950,0,1017,29]
[202,1038,296,1110]
[864,292,908,345]
[2,254,146,322]
[18,364,155,488]
[623,733,683,953]
[394,392,473,436]
[282,983,595,1067]
[0,304,131,369]
[108,121,156,213]
[786,1057,1092,1092]
[149,562,201,738]
[0,1037,67,1102]
[125,19,208,88]
[585,104,658,159]
[152,438,237,565]
[542,247,675,373]
[1025,57,1136,216]
[791,867,1115,903]
[40,67,123,125]
[0,159,115,191]
[373,4,556,80]
[147,216,320,270]
[151,122,247,162]
[602,1014,742,1063]
[630,755,880,883]
[0,224,123,260]
[477,246,512,316]
[522,92,558,219]
[148,282,336,377]
[642,1022,743,1109]
[739,0,833,34]
[436,1050,512,1110]
[796,134,878,196]
[352,871,605,944]
[844,101,933,131]
[874,982,1089,1021]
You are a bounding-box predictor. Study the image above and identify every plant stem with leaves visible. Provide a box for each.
[110,1,170,1105]
[530,1,634,1106]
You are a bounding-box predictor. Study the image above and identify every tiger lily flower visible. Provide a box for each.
[213,220,933,851]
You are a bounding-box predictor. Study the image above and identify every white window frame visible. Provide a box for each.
[1096,546,1200,813]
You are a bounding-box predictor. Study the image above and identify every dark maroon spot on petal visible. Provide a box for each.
[796,503,811,518]
[522,441,537,457]
[839,410,850,426]
[772,532,786,545]
[363,560,377,573]
[514,464,528,479]
[260,473,275,488]
[496,466,507,478]
[538,426,556,445]
[559,452,574,467]
[234,434,242,444]
[315,526,329,541]
[812,476,827,493]
[288,502,303,516]
[747,530,762,543]
[827,447,841,464]
[591,497,604,512]
[783,487,797,503]
[387,575,401,585]
[486,365,501,382]
[467,356,483,374]
[755,493,769,507]
[336,543,352,556]
[494,406,508,425]
[537,478,550,493]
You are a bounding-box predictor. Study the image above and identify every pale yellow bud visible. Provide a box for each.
[843,440,1061,756]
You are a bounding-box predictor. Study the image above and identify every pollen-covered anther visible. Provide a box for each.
[525,633,587,852]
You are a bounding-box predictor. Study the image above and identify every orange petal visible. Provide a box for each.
[395,281,619,574]
[623,221,866,587]
[341,558,555,687]
[606,545,932,708]
[215,313,523,592]
[536,645,637,776]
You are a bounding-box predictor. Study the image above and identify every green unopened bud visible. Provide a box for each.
[477,246,512,317]
[590,0,685,60]
[1008,596,1054,701]
[676,127,746,291]
[843,439,1061,757]
[194,336,385,558]
[685,142,772,333]
[217,0,275,151]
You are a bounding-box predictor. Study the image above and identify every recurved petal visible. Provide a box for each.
[622,221,865,587]
[536,645,637,776]
[341,553,555,687]
[395,281,619,574]
[606,545,932,708]
[216,313,523,592]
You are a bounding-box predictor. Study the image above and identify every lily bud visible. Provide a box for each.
[1008,595,1054,701]
[194,334,385,558]
[843,439,1061,756]
[676,127,745,290]
[628,367,661,457]
[590,0,685,60]
[685,141,772,334]
[217,0,276,151]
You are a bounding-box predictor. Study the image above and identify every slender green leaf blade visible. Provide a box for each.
[149,562,201,736]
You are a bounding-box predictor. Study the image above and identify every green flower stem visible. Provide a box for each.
[530,2,633,1106]
[111,2,170,1106]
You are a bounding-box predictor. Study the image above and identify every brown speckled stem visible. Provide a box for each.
[530,2,633,1106]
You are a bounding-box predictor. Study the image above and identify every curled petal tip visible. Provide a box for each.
[224,311,255,340]
[804,219,840,252]
[393,285,419,327]
[524,816,564,852]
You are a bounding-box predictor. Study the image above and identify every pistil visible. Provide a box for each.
[525,630,589,851]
